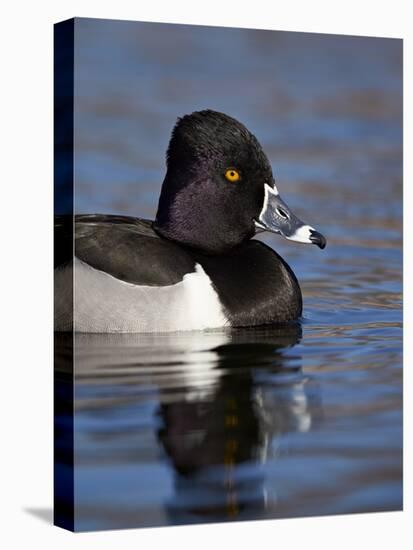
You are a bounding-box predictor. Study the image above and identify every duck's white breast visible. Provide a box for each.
[55,257,229,333]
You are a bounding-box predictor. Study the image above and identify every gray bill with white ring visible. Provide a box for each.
[255,183,326,249]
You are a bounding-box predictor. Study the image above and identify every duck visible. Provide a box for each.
[54,109,326,333]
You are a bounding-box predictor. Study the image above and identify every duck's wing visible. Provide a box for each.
[55,214,196,286]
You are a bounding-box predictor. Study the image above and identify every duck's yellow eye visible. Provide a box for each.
[225,169,240,182]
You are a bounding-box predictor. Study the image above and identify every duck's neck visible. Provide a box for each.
[154,174,254,255]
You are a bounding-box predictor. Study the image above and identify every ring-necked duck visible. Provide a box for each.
[55,110,326,333]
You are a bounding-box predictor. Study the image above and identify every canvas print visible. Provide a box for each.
[54,18,403,531]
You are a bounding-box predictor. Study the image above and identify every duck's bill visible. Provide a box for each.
[254,183,326,249]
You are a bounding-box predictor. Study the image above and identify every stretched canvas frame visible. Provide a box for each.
[54,17,403,532]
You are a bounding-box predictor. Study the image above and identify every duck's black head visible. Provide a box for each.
[154,110,326,255]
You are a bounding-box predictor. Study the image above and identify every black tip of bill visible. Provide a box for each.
[309,229,327,249]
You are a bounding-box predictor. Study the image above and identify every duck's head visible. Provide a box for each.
[154,110,326,255]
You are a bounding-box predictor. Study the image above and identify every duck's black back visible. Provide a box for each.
[55,214,196,286]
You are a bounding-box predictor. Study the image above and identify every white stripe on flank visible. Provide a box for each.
[55,258,229,333]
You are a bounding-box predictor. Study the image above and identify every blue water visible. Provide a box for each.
[56,18,402,530]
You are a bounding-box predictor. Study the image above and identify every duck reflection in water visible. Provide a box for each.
[55,326,323,528]
[155,324,323,524]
